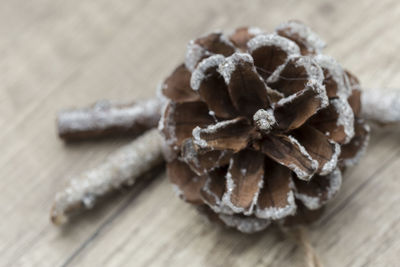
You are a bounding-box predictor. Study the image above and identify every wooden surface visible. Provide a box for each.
[1,0,400,266]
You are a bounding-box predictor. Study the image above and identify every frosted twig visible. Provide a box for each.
[58,98,163,141]
[361,89,400,124]
[51,129,164,225]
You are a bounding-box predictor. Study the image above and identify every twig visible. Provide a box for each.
[361,89,400,124]
[57,98,163,141]
[50,129,165,225]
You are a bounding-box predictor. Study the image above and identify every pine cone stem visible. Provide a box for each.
[283,226,323,267]
[361,89,400,124]
[57,98,163,141]
[50,129,165,225]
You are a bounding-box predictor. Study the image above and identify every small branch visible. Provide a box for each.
[51,129,165,225]
[362,89,400,124]
[57,97,163,141]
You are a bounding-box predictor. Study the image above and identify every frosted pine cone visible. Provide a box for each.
[159,21,370,233]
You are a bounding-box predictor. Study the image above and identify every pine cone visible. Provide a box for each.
[159,21,370,233]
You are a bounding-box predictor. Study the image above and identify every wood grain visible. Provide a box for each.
[1,0,400,266]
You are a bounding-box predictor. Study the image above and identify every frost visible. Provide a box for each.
[275,91,299,106]
[218,214,271,233]
[192,118,241,149]
[247,178,264,215]
[185,41,207,72]
[266,56,328,110]
[208,110,217,122]
[246,34,301,85]
[293,56,325,86]
[190,55,225,90]
[314,54,351,98]
[247,33,300,56]
[218,32,236,47]
[202,177,234,215]
[247,26,263,36]
[294,168,342,210]
[320,141,341,175]
[185,31,235,72]
[192,126,208,148]
[220,158,263,215]
[288,135,318,180]
[180,143,203,175]
[157,100,170,134]
[275,21,326,53]
[331,98,355,144]
[256,190,297,220]
[217,52,254,85]
[221,159,244,214]
[308,79,329,109]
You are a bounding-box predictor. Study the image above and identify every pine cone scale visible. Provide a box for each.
[192,117,253,152]
[223,149,265,213]
[272,83,328,132]
[162,101,214,148]
[248,34,300,81]
[181,139,232,175]
[259,134,318,180]
[291,125,340,176]
[267,57,325,96]
[191,55,238,119]
[256,159,296,220]
[162,64,199,103]
[200,168,227,211]
[220,53,271,118]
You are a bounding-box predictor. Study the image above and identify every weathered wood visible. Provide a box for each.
[1,0,400,266]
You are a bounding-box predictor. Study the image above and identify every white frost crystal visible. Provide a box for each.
[275,21,326,53]
[247,33,300,55]
[255,189,297,220]
[218,214,271,234]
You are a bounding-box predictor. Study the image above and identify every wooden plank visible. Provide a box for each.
[1,0,400,266]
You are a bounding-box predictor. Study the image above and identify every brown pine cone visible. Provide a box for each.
[159,21,370,233]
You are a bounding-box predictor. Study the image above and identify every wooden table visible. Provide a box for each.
[1,0,400,266]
